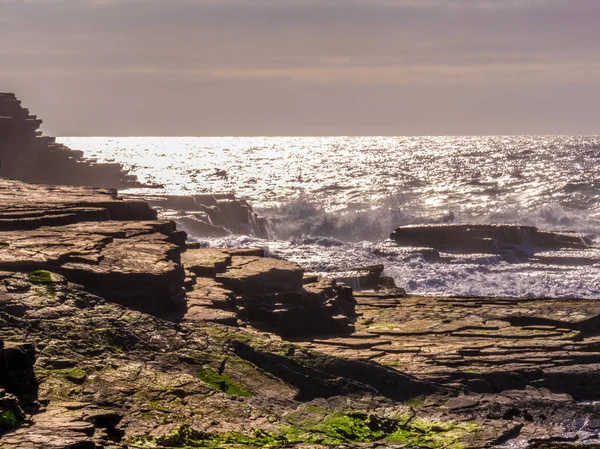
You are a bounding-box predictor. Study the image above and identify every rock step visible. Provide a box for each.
[178,248,356,336]
[181,248,231,277]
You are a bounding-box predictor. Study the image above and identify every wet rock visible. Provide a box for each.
[330,264,404,293]
[147,194,270,239]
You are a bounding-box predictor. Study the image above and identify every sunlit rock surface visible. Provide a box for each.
[3,183,600,446]
[184,249,357,336]
[0,179,186,315]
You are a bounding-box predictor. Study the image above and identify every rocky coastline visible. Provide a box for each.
[0,93,271,241]
[3,94,600,448]
[5,181,600,449]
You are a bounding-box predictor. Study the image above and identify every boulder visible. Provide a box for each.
[213,256,355,336]
[177,249,356,334]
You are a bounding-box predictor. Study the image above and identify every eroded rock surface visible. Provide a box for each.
[0,271,471,449]
[305,293,600,398]
[184,249,357,336]
[3,179,600,447]
[146,194,270,239]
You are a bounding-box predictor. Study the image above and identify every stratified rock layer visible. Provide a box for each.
[302,292,600,400]
[183,249,357,336]
[147,194,270,239]
[4,179,600,447]
[0,180,186,315]
[0,93,139,188]
[0,179,355,332]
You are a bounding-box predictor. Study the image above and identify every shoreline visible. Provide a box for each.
[1,179,600,448]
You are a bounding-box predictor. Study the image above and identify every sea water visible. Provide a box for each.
[58,136,600,299]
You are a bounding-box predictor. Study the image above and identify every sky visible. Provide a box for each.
[1,0,599,136]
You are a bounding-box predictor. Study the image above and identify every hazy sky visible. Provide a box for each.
[1,0,599,136]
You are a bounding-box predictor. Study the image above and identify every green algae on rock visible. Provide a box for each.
[27,270,62,297]
[128,412,480,448]
[27,270,55,284]
[197,365,252,397]
[0,410,22,432]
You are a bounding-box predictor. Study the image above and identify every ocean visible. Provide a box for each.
[58,136,600,299]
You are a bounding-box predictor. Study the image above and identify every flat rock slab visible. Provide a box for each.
[184,277,238,325]
[0,179,156,229]
[216,256,304,294]
[181,248,232,276]
[0,221,181,273]
[299,292,600,399]
[0,222,184,314]
[0,181,186,315]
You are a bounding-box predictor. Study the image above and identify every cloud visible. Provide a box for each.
[1,0,599,135]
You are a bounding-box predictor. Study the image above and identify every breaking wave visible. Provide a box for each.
[61,135,600,299]
[262,195,600,243]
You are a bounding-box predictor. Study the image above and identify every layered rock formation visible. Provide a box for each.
[0,180,186,317]
[1,268,482,449]
[4,179,600,447]
[0,92,272,239]
[0,179,351,332]
[146,194,270,239]
[0,93,138,188]
[180,246,356,335]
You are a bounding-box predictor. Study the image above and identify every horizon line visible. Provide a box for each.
[56,134,600,138]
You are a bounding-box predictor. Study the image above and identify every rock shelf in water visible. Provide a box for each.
[145,194,270,239]
[391,223,595,259]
